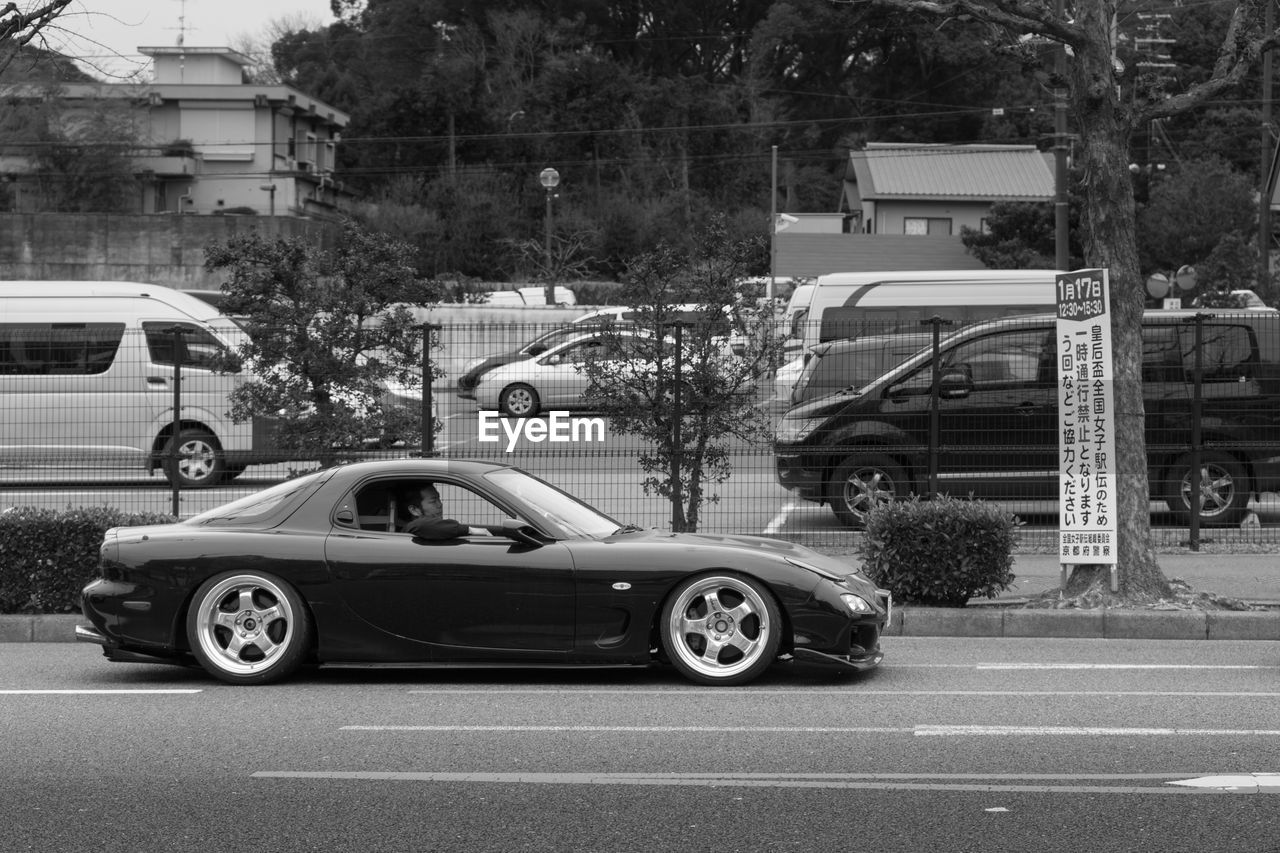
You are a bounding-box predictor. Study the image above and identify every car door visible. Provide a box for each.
[927,325,1058,500]
[535,337,609,408]
[323,477,576,657]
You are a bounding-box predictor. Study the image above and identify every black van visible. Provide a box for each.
[773,310,1280,527]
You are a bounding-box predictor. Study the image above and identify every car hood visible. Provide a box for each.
[607,528,872,585]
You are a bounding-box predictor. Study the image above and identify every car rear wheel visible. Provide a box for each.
[829,452,907,528]
[661,573,781,686]
[161,429,225,488]
[186,571,312,685]
[1164,451,1250,527]
[499,383,540,417]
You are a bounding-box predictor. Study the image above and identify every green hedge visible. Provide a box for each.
[0,507,175,614]
[856,495,1020,607]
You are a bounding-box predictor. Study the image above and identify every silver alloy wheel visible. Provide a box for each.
[1177,459,1239,520]
[840,467,895,523]
[191,574,297,677]
[665,575,774,681]
[177,434,218,483]
[500,384,538,417]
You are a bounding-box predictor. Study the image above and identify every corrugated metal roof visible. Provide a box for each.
[774,234,987,278]
[849,143,1053,201]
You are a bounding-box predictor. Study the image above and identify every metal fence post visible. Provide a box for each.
[921,315,952,497]
[421,323,438,458]
[168,325,185,517]
[1184,313,1212,551]
[671,320,683,532]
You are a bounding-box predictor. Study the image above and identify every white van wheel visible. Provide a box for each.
[162,429,225,488]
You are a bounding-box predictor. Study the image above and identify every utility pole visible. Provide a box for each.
[1261,0,1275,290]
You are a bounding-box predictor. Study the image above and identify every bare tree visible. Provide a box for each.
[0,1,74,73]
[859,0,1280,603]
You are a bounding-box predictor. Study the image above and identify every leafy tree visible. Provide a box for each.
[581,217,784,532]
[961,200,1083,270]
[1136,158,1257,274]
[203,222,442,463]
[1193,232,1269,305]
[864,0,1280,604]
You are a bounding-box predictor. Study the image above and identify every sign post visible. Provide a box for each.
[1055,269,1118,587]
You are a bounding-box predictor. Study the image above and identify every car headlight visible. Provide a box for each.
[840,593,874,614]
[774,417,823,444]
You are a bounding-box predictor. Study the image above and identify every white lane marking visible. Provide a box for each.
[0,689,201,694]
[343,724,1280,737]
[917,725,1280,737]
[343,725,905,734]
[975,664,1270,670]
[762,502,800,535]
[250,770,1220,795]
[405,689,1280,698]
[1168,774,1280,793]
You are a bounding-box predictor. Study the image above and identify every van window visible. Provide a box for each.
[818,303,1049,343]
[0,322,125,375]
[142,322,234,371]
[1191,324,1255,381]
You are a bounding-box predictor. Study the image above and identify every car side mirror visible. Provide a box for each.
[501,518,547,546]
[335,508,355,524]
[939,371,972,399]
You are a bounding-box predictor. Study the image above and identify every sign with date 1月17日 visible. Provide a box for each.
[1055,269,1117,565]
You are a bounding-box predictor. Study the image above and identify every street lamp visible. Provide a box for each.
[539,167,559,306]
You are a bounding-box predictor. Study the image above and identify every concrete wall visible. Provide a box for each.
[0,213,341,289]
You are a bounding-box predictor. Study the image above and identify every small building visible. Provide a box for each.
[0,46,349,219]
[842,142,1054,236]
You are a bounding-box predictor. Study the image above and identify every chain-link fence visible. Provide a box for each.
[3,311,1278,551]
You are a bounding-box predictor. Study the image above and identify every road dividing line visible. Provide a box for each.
[762,502,801,535]
[0,689,201,694]
[916,725,1280,737]
[250,770,1228,795]
[975,663,1269,670]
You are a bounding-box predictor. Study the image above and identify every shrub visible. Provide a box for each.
[0,507,175,614]
[855,495,1020,607]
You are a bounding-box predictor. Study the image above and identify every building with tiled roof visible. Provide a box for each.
[842,142,1054,235]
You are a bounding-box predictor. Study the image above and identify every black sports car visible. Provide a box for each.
[78,460,890,686]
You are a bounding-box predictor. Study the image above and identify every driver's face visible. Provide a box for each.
[415,488,443,521]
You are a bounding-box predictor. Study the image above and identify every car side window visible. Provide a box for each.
[1189,325,1256,382]
[939,329,1052,388]
[143,322,232,371]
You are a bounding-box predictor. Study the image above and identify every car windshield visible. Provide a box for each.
[483,468,621,538]
[187,470,328,525]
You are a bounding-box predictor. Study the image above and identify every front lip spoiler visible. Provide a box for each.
[75,624,106,645]
[790,647,884,672]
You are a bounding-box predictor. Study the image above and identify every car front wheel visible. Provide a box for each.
[161,429,225,488]
[186,571,312,685]
[499,383,540,417]
[829,452,907,528]
[660,573,781,686]
[1164,451,1250,527]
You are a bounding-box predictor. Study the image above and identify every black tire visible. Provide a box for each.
[161,429,225,488]
[499,383,541,417]
[660,573,781,686]
[828,452,907,528]
[1163,451,1250,527]
[186,570,312,686]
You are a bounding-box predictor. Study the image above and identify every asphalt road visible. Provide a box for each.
[3,639,1278,852]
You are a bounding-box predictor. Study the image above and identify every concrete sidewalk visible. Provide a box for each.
[3,552,1278,644]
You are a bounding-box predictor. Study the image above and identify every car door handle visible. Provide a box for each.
[147,376,168,385]
[1014,402,1039,415]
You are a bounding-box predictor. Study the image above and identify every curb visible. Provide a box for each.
[6,610,1280,644]
[887,606,1280,641]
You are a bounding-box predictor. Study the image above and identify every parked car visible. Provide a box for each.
[774,310,1280,528]
[77,459,890,686]
[788,332,935,406]
[456,324,612,399]
[1189,289,1274,310]
[474,330,656,417]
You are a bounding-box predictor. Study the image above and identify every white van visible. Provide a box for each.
[0,281,284,487]
[773,269,1060,403]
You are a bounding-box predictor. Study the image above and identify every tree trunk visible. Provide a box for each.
[1063,2,1171,601]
